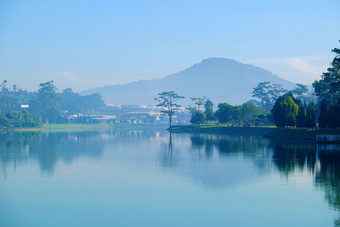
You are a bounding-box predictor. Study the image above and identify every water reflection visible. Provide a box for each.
[268,138,340,214]
[2,130,340,225]
[316,149,340,226]
[0,130,169,177]
[159,132,180,168]
[269,139,340,226]
[190,134,214,159]
[189,134,273,169]
[316,148,340,208]
[0,132,40,177]
[158,133,274,188]
[177,133,340,226]
[0,131,105,176]
[270,140,317,176]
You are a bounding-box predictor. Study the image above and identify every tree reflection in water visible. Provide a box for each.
[270,140,317,176]
[159,133,275,189]
[159,132,180,168]
[189,134,272,170]
[181,133,340,226]
[0,132,41,178]
[270,140,340,226]
[0,131,105,176]
[315,145,340,226]
[2,130,340,225]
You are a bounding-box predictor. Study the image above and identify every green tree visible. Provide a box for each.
[318,99,328,128]
[60,88,105,114]
[5,110,41,128]
[291,84,309,101]
[190,109,205,124]
[204,99,215,121]
[328,99,340,128]
[0,80,8,92]
[312,41,340,129]
[252,81,271,110]
[313,40,340,104]
[0,80,19,111]
[252,81,287,111]
[269,83,288,105]
[33,81,60,123]
[313,80,331,100]
[296,104,306,128]
[271,94,299,127]
[11,89,35,105]
[215,103,240,123]
[190,97,207,110]
[0,110,10,128]
[240,102,260,122]
[0,110,41,128]
[305,102,316,128]
[154,91,185,127]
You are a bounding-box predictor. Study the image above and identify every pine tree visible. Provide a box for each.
[318,99,329,128]
[296,105,306,128]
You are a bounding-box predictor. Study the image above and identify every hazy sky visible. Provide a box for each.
[1,0,339,92]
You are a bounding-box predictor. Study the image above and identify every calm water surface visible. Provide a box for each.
[1,130,340,227]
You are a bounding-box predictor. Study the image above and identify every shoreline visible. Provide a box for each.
[3,124,340,142]
[264,128,340,141]
[43,123,167,132]
[0,128,44,132]
[0,123,167,133]
[168,124,275,136]
[168,124,340,142]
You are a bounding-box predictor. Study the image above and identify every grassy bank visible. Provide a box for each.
[43,124,167,132]
[168,124,276,136]
[0,126,43,132]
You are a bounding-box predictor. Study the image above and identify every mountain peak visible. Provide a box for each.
[81,58,296,105]
[201,57,237,64]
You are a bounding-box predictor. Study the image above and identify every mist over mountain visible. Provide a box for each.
[80,58,296,106]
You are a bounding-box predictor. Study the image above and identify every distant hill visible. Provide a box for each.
[80,58,296,106]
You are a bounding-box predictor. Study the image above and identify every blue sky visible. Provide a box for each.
[1,0,339,91]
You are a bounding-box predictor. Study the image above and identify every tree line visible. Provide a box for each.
[154,92,271,127]
[313,41,340,129]
[271,40,340,129]
[271,94,316,128]
[154,83,313,127]
[0,80,105,128]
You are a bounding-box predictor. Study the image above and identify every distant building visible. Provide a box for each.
[13,84,19,92]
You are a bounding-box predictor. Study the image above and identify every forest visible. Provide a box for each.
[0,81,104,128]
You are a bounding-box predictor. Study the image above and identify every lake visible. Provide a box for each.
[1,129,340,227]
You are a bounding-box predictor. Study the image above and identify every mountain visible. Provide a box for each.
[80,58,296,106]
